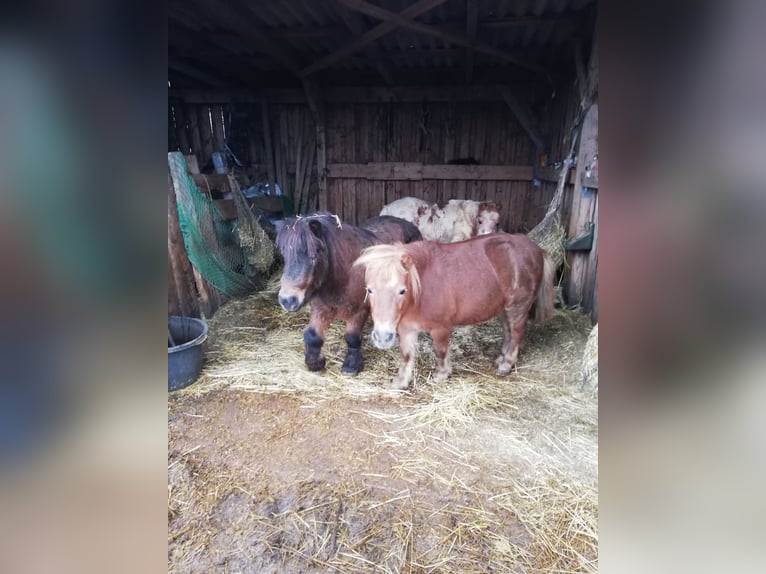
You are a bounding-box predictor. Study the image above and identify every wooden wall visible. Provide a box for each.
[322,101,552,232]
[168,95,566,233]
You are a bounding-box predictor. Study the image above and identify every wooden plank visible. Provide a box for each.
[303,80,328,212]
[582,192,599,315]
[301,0,447,77]
[190,173,230,190]
[173,104,190,154]
[260,100,277,198]
[300,133,316,214]
[184,155,200,174]
[326,162,534,181]
[472,105,488,161]
[337,0,546,76]
[278,108,289,196]
[347,179,358,224]
[185,103,202,157]
[211,104,225,153]
[198,105,214,167]
[294,110,304,206]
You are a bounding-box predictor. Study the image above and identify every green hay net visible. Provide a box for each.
[169,152,275,297]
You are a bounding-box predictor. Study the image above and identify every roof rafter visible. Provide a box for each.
[337,0,547,76]
[333,2,394,85]
[300,0,448,77]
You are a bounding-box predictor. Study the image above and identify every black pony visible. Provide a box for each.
[275,211,421,375]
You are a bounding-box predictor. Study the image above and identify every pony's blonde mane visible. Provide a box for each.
[354,243,421,302]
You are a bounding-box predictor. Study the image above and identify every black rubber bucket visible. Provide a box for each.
[168,316,209,392]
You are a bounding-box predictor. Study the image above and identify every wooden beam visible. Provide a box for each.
[498,85,545,152]
[326,162,534,181]
[334,3,394,85]
[479,14,577,28]
[337,0,547,76]
[270,25,344,39]
[171,84,536,105]
[301,0,447,77]
[465,0,479,84]
[261,15,574,40]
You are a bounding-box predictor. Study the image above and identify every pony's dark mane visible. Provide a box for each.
[276,212,356,258]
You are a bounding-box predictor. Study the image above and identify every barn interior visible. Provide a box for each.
[168,1,598,572]
[168,0,598,320]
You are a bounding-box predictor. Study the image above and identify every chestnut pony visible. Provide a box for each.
[354,234,555,389]
[276,212,421,375]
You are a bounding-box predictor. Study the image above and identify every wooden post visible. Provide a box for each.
[261,100,277,195]
[565,103,598,313]
[304,79,328,211]
[167,172,200,318]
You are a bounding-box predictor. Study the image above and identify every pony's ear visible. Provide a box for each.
[401,253,414,270]
[493,201,502,212]
[309,219,323,238]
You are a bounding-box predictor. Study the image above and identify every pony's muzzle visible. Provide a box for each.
[278,293,303,312]
[371,329,396,349]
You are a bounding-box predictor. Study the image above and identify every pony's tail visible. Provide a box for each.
[534,251,556,323]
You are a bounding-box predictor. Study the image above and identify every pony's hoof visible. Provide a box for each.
[390,377,409,390]
[341,364,362,376]
[433,371,450,383]
[495,364,513,377]
[306,356,326,372]
[341,356,364,376]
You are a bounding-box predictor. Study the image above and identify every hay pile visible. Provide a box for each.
[581,323,598,394]
[169,275,598,573]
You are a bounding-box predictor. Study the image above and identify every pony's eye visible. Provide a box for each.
[398,288,407,295]
[366,287,373,294]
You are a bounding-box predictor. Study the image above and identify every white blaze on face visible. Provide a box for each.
[477,210,500,235]
[367,269,406,349]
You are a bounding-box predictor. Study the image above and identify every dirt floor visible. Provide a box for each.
[168,282,598,573]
